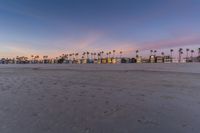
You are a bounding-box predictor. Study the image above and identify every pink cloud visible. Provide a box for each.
[139,35,200,51]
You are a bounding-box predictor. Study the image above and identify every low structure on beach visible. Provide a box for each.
[0,48,200,64]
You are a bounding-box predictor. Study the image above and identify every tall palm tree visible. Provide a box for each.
[86,52,90,59]
[66,54,69,60]
[31,55,34,63]
[69,54,72,60]
[170,49,174,58]
[198,48,200,56]
[94,53,97,59]
[82,52,86,59]
[113,50,116,58]
[109,51,111,58]
[98,53,101,59]
[136,50,139,58]
[161,52,165,56]
[99,52,102,59]
[178,48,183,63]
[16,56,19,64]
[75,53,79,60]
[186,48,190,58]
[24,57,28,63]
[154,50,157,56]
[34,55,39,63]
[191,50,194,58]
[101,51,104,58]
[106,52,109,58]
[43,56,46,64]
[72,53,75,60]
[120,51,123,58]
[91,53,94,60]
[31,55,34,59]
[150,50,153,56]
[161,52,165,62]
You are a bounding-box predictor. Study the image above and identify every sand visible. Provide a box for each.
[0,63,200,133]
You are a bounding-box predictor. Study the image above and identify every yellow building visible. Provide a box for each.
[107,58,112,64]
[97,59,101,64]
[102,58,107,64]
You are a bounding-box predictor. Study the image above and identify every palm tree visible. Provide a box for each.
[34,55,39,63]
[108,51,111,58]
[136,50,139,58]
[191,50,194,58]
[86,52,90,59]
[186,48,190,59]
[91,53,94,60]
[99,52,101,59]
[24,57,28,63]
[43,56,46,64]
[136,50,139,54]
[120,51,123,58]
[31,55,34,63]
[178,48,183,63]
[94,53,97,59]
[101,51,104,58]
[75,53,79,60]
[72,53,75,60]
[154,50,157,56]
[161,52,165,56]
[170,49,174,58]
[98,53,101,59]
[55,57,58,63]
[66,54,69,60]
[113,50,116,58]
[198,48,200,56]
[106,52,109,58]
[69,54,72,60]
[63,54,66,59]
[16,56,19,64]
[82,52,86,59]
[150,50,153,55]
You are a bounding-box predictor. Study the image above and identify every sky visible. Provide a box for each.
[0,0,200,58]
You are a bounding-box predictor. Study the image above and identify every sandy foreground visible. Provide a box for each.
[0,63,200,133]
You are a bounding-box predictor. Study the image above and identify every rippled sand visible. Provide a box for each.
[0,63,200,133]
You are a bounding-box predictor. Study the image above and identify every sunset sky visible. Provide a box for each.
[0,0,200,58]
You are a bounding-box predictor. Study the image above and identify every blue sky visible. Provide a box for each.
[0,0,200,58]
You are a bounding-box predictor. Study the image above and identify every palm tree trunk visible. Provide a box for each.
[179,53,181,63]
[186,52,188,58]
[171,52,173,58]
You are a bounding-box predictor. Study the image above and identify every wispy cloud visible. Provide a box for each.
[1,32,200,58]
[0,41,45,58]
[138,35,200,51]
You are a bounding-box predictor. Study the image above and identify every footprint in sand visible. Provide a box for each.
[161,95,176,100]
[137,117,159,126]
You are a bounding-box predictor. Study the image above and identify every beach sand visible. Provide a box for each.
[0,63,200,133]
